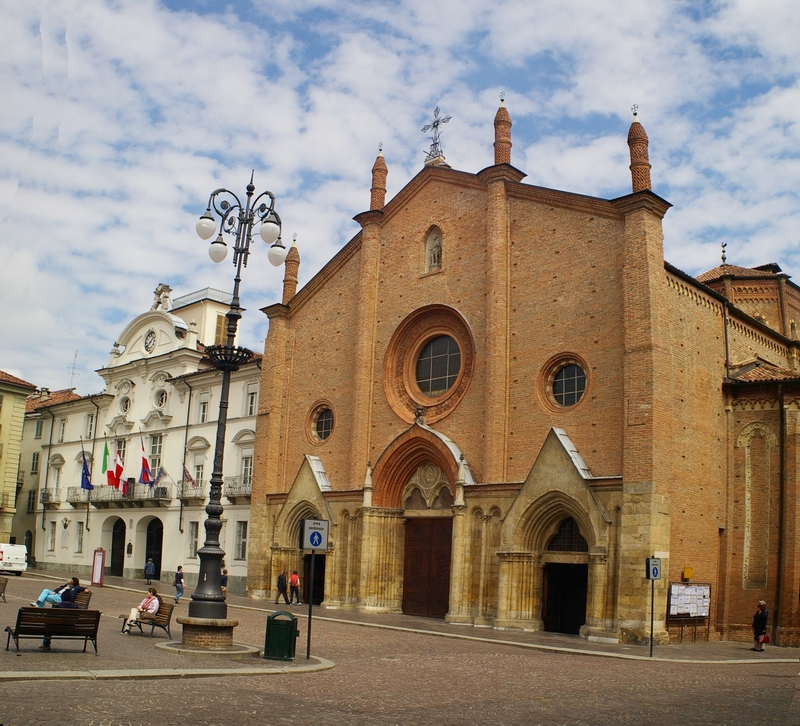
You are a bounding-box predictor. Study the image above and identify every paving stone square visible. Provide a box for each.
[1,572,798,725]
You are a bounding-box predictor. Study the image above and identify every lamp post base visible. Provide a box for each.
[177,616,239,650]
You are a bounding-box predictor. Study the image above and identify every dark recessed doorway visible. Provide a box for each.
[542,562,588,635]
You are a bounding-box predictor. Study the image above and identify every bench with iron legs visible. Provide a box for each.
[119,599,174,639]
[5,607,101,655]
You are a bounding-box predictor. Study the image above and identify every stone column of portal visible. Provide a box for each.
[474,514,493,626]
[581,552,616,641]
[248,303,290,597]
[358,507,405,613]
[446,461,471,624]
[613,184,673,645]
[493,552,539,630]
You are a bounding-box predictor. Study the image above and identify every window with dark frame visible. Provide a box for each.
[415,335,461,397]
[552,363,586,407]
[315,408,334,440]
[547,517,589,552]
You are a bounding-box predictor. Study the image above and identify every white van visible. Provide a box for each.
[0,544,28,575]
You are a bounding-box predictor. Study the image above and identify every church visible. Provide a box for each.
[248,101,800,646]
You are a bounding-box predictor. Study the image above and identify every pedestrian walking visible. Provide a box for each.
[144,558,156,585]
[173,565,185,604]
[752,600,768,651]
[289,570,301,605]
[220,568,228,595]
[275,570,290,604]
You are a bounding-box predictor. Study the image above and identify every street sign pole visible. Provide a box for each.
[306,550,315,660]
[646,557,661,658]
[650,577,655,658]
[300,518,329,661]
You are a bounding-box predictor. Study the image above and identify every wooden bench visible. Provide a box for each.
[5,607,101,655]
[119,599,174,639]
[0,577,7,603]
[73,590,92,609]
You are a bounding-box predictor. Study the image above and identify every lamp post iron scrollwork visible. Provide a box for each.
[190,172,288,619]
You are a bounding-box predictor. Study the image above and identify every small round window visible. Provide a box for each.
[313,407,334,441]
[120,397,131,414]
[552,363,586,407]
[415,335,461,398]
[155,390,168,409]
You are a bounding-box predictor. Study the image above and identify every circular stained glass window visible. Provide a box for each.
[314,407,334,441]
[552,364,586,407]
[415,335,461,398]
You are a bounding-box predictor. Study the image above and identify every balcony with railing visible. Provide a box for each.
[40,489,61,507]
[177,480,207,503]
[88,483,174,508]
[66,487,90,506]
[223,475,252,502]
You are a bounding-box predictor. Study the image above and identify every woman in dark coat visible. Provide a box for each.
[752,600,768,651]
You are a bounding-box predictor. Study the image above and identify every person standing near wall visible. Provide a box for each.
[289,570,301,605]
[275,570,289,605]
[144,558,155,585]
[173,565,185,604]
[752,600,768,651]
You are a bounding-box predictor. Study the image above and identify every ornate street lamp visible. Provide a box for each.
[191,173,288,619]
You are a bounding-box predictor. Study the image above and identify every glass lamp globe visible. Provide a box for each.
[196,211,217,240]
[209,236,228,263]
[259,220,280,246]
[267,241,288,267]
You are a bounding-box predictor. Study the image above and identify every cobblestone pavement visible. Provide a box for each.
[1,571,799,725]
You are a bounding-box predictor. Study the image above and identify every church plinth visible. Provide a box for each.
[177,616,239,650]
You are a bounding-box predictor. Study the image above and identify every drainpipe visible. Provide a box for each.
[42,408,55,532]
[722,302,731,379]
[774,384,786,644]
[178,378,194,534]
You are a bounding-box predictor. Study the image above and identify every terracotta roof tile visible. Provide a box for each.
[26,388,83,412]
[0,370,37,389]
[728,362,800,383]
[697,264,779,284]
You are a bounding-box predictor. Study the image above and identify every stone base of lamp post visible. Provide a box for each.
[177,616,240,650]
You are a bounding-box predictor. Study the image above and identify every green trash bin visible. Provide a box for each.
[264,610,299,661]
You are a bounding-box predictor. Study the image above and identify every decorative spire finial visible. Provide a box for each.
[500,91,505,105]
[422,106,451,163]
[627,106,651,192]
[721,242,727,265]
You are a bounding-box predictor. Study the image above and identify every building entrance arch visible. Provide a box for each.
[145,518,164,580]
[110,518,126,577]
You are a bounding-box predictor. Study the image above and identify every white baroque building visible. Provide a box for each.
[17,285,259,593]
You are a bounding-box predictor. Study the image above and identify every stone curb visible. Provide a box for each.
[0,656,336,681]
[22,573,800,666]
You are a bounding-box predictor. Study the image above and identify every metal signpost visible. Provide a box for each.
[646,557,661,657]
[301,518,329,659]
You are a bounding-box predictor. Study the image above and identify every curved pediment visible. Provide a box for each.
[110,310,190,366]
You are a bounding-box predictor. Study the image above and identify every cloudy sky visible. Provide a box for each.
[2,0,799,394]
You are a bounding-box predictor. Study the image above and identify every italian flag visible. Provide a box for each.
[102,441,123,488]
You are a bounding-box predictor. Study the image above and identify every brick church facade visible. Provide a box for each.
[248,102,800,646]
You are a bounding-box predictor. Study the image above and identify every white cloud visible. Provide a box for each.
[2,0,800,392]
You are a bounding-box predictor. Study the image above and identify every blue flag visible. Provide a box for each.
[80,445,93,491]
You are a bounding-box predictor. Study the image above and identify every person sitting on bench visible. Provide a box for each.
[31,577,84,608]
[121,587,160,634]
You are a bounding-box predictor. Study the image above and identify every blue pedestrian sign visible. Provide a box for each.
[301,519,329,550]
[646,557,661,580]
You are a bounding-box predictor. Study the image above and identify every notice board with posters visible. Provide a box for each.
[668,583,711,617]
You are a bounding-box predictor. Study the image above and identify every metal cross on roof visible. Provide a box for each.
[422,106,451,161]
